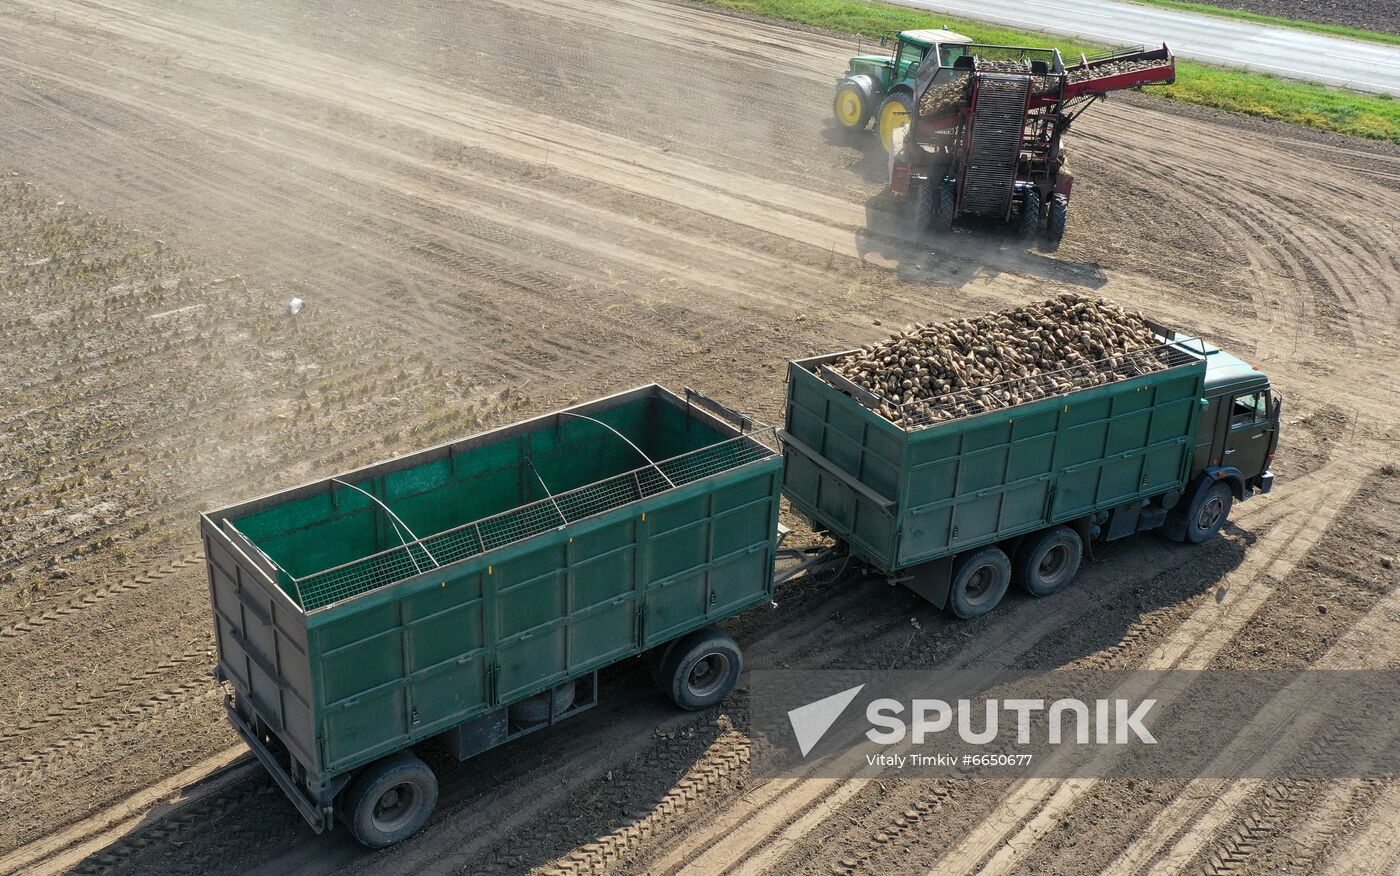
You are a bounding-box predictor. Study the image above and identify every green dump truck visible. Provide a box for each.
[201,386,783,847]
[203,322,1279,848]
[781,324,1279,616]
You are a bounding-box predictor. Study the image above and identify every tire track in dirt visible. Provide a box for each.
[920,463,1371,876]
[1095,493,1400,875]
[638,459,1359,876]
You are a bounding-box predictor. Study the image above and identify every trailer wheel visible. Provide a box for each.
[660,628,742,711]
[913,178,937,234]
[935,179,956,233]
[1045,195,1068,248]
[948,546,1012,619]
[1013,526,1082,597]
[339,751,438,849]
[1185,482,1233,543]
[1019,189,1043,239]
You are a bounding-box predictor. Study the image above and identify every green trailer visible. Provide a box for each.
[781,326,1279,617]
[201,385,782,847]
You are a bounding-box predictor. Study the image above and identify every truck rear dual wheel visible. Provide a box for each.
[339,751,439,849]
[1013,526,1083,597]
[948,546,1012,619]
[657,627,743,711]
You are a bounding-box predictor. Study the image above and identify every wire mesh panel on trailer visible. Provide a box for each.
[290,430,779,613]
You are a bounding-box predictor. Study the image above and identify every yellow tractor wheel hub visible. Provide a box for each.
[879,99,910,154]
[835,89,864,127]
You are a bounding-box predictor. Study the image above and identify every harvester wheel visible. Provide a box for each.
[947,546,1011,619]
[1046,195,1069,248]
[339,751,438,849]
[934,179,956,233]
[876,91,914,154]
[913,178,937,233]
[1019,188,1043,239]
[833,82,872,131]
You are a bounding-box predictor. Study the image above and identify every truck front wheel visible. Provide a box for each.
[339,751,438,849]
[1013,526,1082,597]
[1186,482,1234,543]
[660,628,742,711]
[948,546,1012,619]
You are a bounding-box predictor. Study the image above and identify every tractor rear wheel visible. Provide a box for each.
[934,179,956,233]
[1045,195,1068,248]
[1019,188,1043,239]
[833,82,871,132]
[876,92,914,154]
[913,178,936,234]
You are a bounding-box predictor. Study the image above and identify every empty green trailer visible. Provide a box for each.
[202,386,781,847]
[781,329,1276,618]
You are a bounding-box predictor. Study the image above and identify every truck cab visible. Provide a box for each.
[833,28,974,151]
[1166,344,1280,541]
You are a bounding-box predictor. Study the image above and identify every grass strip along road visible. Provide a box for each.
[704,0,1400,143]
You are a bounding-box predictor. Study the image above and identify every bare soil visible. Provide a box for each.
[0,0,1397,874]
[1166,0,1399,36]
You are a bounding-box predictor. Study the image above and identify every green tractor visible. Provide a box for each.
[833,28,973,153]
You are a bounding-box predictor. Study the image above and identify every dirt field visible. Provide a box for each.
[0,0,1397,873]
[1170,0,1397,35]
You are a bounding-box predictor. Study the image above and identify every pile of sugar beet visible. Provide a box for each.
[832,294,1168,424]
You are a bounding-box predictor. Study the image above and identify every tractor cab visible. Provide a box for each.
[833,28,973,148]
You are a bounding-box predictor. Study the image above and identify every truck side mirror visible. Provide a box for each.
[880,35,889,47]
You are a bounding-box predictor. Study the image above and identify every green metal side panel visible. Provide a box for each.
[783,352,1206,574]
[305,458,781,776]
[782,362,904,566]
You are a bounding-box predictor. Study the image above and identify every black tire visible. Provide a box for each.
[659,627,742,711]
[1185,482,1234,544]
[510,680,576,725]
[338,751,438,849]
[1013,526,1083,597]
[833,81,872,132]
[934,179,956,233]
[1046,194,1068,248]
[913,178,937,233]
[647,640,678,688]
[1019,188,1043,239]
[947,546,1012,619]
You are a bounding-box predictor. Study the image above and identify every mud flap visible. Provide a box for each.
[900,556,954,608]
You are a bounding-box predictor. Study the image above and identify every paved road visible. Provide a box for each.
[892,0,1400,95]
